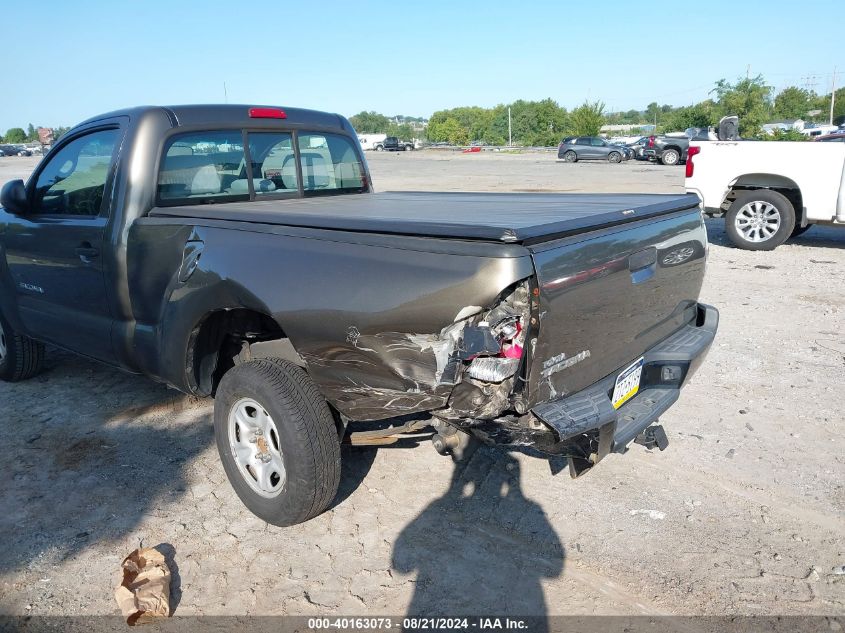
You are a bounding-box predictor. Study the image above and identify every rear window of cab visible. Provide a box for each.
[156,129,367,205]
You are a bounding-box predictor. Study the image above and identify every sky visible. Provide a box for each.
[1,0,843,130]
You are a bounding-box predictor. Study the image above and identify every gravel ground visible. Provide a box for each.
[0,152,843,618]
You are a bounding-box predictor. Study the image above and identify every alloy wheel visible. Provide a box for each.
[735,201,781,243]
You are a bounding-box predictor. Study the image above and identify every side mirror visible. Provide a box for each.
[0,179,29,214]
[718,116,739,141]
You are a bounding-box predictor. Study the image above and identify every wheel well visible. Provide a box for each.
[722,173,804,225]
[189,308,285,396]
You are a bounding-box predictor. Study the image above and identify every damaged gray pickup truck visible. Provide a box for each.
[0,105,718,525]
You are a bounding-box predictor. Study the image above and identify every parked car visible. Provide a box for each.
[686,135,845,250]
[626,137,650,160]
[357,133,386,151]
[815,132,845,142]
[0,104,717,526]
[643,135,690,166]
[0,144,30,157]
[558,136,629,163]
[381,136,414,151]
[801,124,839,138]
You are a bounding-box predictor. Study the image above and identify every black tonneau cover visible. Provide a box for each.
[150,192,701,244]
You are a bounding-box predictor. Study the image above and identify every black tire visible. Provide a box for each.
[0,312,45,382]
[725,189,795,251]
[660,149,680,165]
[375,145,384,151]
[790,223,812,238]
[213,358,341,526]
[563,150,577,163]
[607,151,621,163]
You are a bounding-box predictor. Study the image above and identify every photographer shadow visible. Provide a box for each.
[392,448,564,625]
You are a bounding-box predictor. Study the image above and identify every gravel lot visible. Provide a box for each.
[0,151,843,618]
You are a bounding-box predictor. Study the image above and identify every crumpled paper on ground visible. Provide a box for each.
[114,547,171,626]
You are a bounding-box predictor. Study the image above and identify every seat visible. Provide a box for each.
[279,154,298,190]
[189,164,222,195]
[227,178,277,194]
[299,151,335,189]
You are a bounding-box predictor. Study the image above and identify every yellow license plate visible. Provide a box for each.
[612,357,644,409]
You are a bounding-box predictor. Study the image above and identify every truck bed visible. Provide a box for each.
[150,191,701,244]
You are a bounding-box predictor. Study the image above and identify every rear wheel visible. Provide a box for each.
[563,150,577,163]
[608,151,621,163]
[214,358,341,526]
[375,145,383,151]
[725,190,795,251]
[660,149,680,165]
[0,313,45,382]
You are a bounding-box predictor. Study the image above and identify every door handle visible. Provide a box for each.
[76,243,99,261]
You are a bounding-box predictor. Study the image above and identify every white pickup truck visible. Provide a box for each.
[685,140,845,250]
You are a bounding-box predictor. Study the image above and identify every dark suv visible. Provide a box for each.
[558,137,628,163]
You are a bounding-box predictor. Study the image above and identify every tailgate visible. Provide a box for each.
[526,207,707,406]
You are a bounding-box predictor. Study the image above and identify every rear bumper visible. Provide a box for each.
[462,303,718,466]
[533,302,717,458]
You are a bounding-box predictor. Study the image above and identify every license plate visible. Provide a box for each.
[612,357,644,409]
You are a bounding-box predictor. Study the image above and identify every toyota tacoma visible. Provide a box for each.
[0,105,718,525]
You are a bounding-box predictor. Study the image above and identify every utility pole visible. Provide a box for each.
[508,107,512,147]
[830,67,837,125]
[223,82,228,104]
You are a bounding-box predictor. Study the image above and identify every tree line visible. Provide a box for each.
[5,76,842,146]
[0,123,70,144]
[348,74,845,146]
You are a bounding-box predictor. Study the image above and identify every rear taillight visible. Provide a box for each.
[647,136,655,148]
[685,145,701,178]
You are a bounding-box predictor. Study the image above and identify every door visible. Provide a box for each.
[2,126,122,361]
[590,137,610,159]
[575,137,597,159]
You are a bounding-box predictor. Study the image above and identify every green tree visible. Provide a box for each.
[428,99,567,146]
[645,102,660,126]
[711,74,773,136]
[659,100,717,133]
[569,101,606,136]
[386,123,416,140]
[4,127,26,143]
[758,128,809,141]
[53,126,70,141]
[437,117,469,145]
[773,87,813,120]
[816,87,845,123]
[26,123,38,142]
[348,111,390,133]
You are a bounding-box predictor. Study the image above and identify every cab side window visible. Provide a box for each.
[32,129,119,216]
